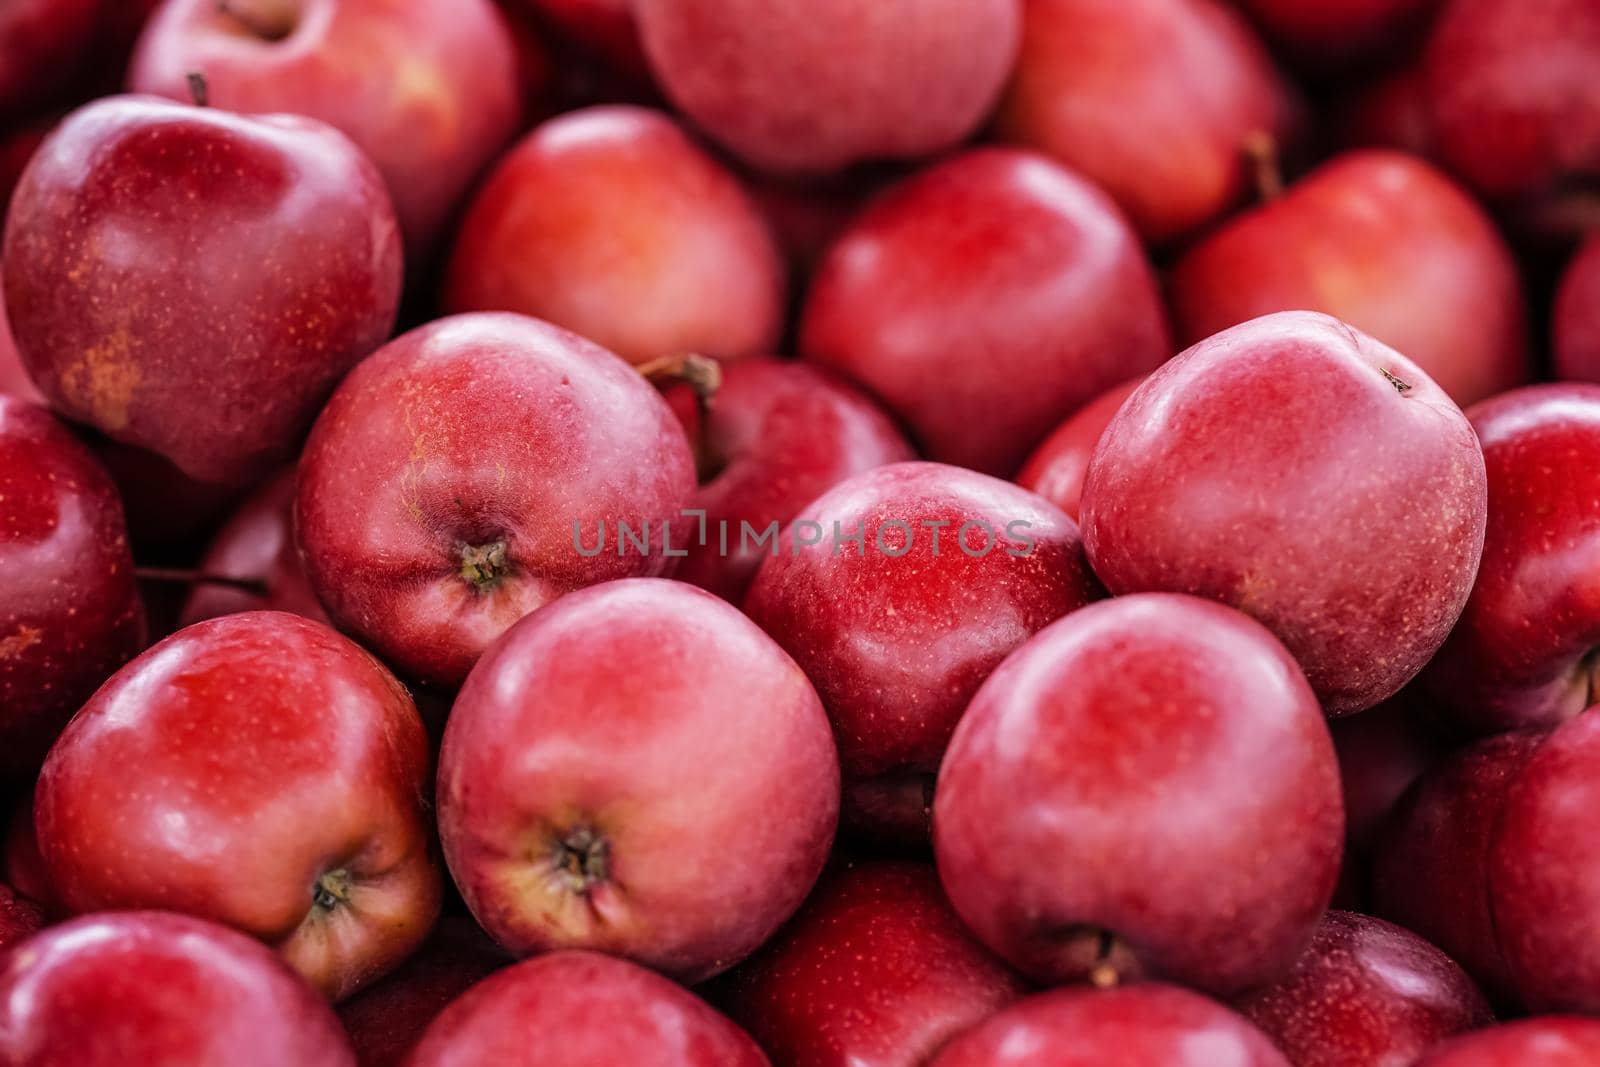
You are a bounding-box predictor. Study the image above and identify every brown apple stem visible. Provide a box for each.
[637,353,723,471]
[136,566,268,598]
[186,72,210,109]
[1243,130,1285,202]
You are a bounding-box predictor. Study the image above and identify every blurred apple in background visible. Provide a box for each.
[519,0,646,77]
[0,0,99,118]
[0,883,42,949]
[1015,378,1143,522]
[1414,1018,1600,1067]
[1336,66,1438,158]
[180,469,328,627]
[1229,0,1441,70]
[1556,238,1600,383]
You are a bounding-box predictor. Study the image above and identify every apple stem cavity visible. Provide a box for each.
[458,541,509,592]
[135,566,269,598]
[311,869,352,913]
[637,353,723,479]
[1242,130,1285,202]
[554,827,609,895]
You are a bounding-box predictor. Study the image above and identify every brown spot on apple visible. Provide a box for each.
[0,625,43,659]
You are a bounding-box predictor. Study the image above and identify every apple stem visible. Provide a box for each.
[136,566,268,598]
[186,72,210,109]
[1243,131,1285,202]
[637,353,723,476]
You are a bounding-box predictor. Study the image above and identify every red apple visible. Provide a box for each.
[0,883,43,949]
[406,950,768,1066]
[1236,910,1492,1067]
[0,0,99,118]
[1331,691,1444,860]
[714,860,1029,1067]
[801,148,1171,477]
[1414,1018,1600,1067]
[0,911,356,1065]
[180,469,327,627]
[0,290,41,404]
[129,0,522,255]
[1556,238,1600,383]
[296,313,696,689]
[934,593,1342,995]
[445,106,786,367]
[747,172,884,277]
[337,917,509,1067]
[996,0,1300,243]
[1336,65,1438,158]
[34,611,442,1001]
[1169,150,1529,407]
[1082,311,1487,716]
[1014,378,1143,522]
[744,461,1100,845]
[1420,384,1600,735]
[635,0,1019,176]
[438,579,838,982]
[3,799,54,915]
[929,984,1291,1067]
[0,397,144,782]
[517,0,645,76]
[3,94,402,489]
[665,358,915,602]
[1230,0,1440,68]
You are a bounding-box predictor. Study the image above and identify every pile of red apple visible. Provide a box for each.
[3,0,1600,1064]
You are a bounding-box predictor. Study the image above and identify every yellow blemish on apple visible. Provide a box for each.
[0,625,43,659]
[61,327,141,432]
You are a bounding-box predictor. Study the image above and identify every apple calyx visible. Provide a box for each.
[311,868,353,914]
[554,828,609,895]
[458,541,510,592]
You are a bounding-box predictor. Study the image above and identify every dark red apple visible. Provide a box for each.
[744,461,1099,845]
[665,358,915,602]
[0,911,356,1065]
[130,0,522,255]
[438,579,838,982]
[934,593,1342,995]
[1230,0,1440,68]
[1336,65,1438,158]
[929,984,1291,1067]
[296,313,696,689]
[996,0,1300,243]
[406,950,768,1066]
[34,611,442,1001]
[1170,150,1529,407]
[1414,1018,1600,1067]
[179,469,327,627]
[1081,311,1487,716]
[519,0,645,75]
[1015,378,1143,522]
[3,799,54,915]
[0,290,41,403]
[445,106,786,367]
[1556,238,1600,383]
[635,0,1019,175]
[0,397,143,782]
[3,95,402,489]
[0,0,98,118]
[1236,910,1492,1067]
[1420,384,1600,735]
[0,883,43,948]
[801,148,1171,477]
[714,860,1029,1067]
[1331,691,1444,859]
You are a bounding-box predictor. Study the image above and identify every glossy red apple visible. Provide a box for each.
[296,313,696,689]
[714,860,1028,1067]
[180,468,327,627]
[0,0,99,118]
[1414,1018,1600,1067]
[1420,384,1600,735]
[996,0,1300,243]
[1556,238,1600,383]
[0,884,43,949]
[1170,150,1529,407]
[34,611,442,1001]
[635,0,1019,175]
[1236,910,1492,1067]
[337,917,509,1067]
[929,984,1291,1067]
[446,106,786,367]
[1230,0,1440,67]
[0,397,144,783]
[665,359,915,602]
[130,0,522,254]
[0,911,357,1066]
[438,579,838,982]
[744,461,1099,845]
[3,94,402,489]
[801,148,1171,477]
[934,593,1342,995]
[1015,378,1143,522]
[406,950,768,1067]
[1082,311,1487,716]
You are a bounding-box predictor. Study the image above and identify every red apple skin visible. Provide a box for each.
[0,911,357,1066]
[996,0,1300,244]
[1337,66,1438,159]
[1420,385,1600,735]
[1230,0,1440,67]
[337,917,509,1067]
[934,593,1342,995]
[0,884,43,949]
[666,359,916,603]
[34,611,442,1002]
[1421,0,1600,204]
[3,800,54,916]
[1081,311,1488,716]
[1414,1018,1600,1067]
[130,0,521,255]
[1556,238,1600,383]
[445,106,786,367]
[635,0,1019,176]
[929,984,1291,1067]
[296,313,696,689]
[744,462,1099,845]
[713,860,1029,1067]
[181,469,328,627]
[0,397,144,782]
[438,579,839,983]
[517,0,645,77]
[3,95,402,489]
[405,950,769,1067]
[1236,910,1492,1067]
[0,290,42,404]
[1331,692,1444,860]
[801,148,1171,477]
[1014,378,1143,523]
[1170,150,1529,408]
[0,0,99,118]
